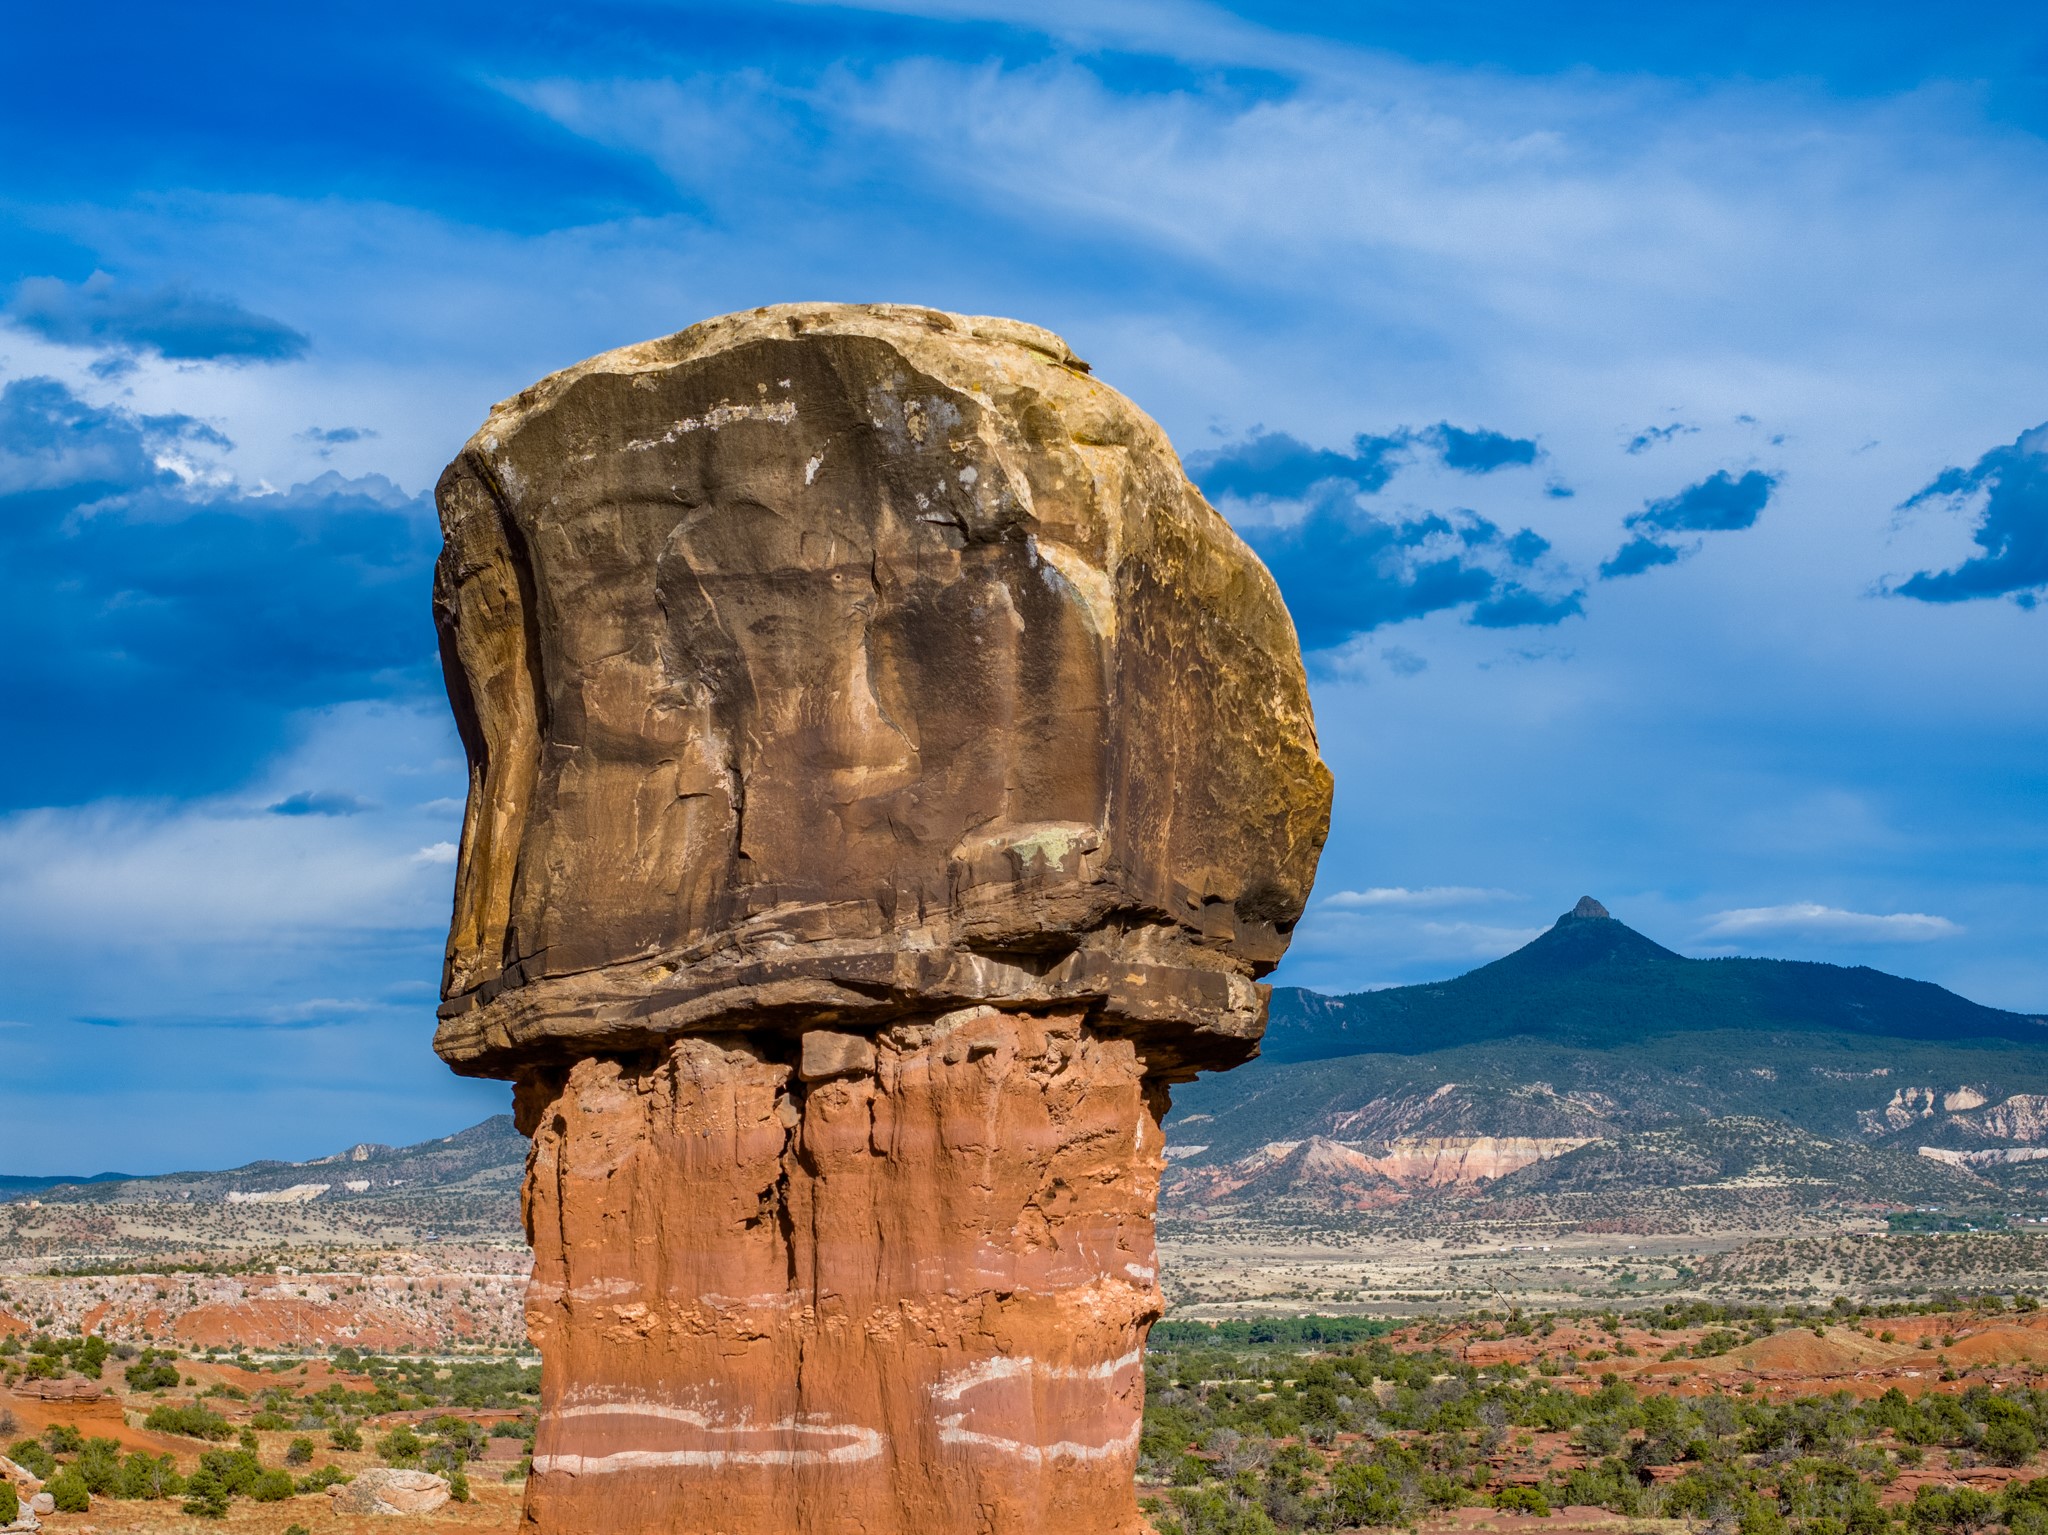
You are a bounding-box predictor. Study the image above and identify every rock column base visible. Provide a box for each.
[516,1007,1166,1535]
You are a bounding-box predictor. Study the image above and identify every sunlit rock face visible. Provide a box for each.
[432,303,1329,1534]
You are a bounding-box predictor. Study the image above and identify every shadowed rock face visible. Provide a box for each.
[432,303,1329,1534]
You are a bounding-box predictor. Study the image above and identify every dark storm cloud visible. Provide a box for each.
[1891,422,2048,607]
[5,274,309,363]
[0,377,438,808]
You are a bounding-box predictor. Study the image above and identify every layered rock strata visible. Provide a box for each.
[433,303,1330,1533]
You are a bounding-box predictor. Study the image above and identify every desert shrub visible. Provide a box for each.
[330,1422,364,1451]
[145,1402,233,1440]
[115,1450,183,1499]
[1323,1459,1410,1527]
[7,1437,56,1479]
[0,1481,16,1524]
[286,1524,312,1535]
[295,1464,351,1492]
[194,1447,265,1498]
[285,1435,315,1465]
[1152,1486,1279,1535]
[1495,1486,1552,1516]
[48,1469,92,1512]
[251,1466,296,1501]
[182,1462,231,1519]
[249,1410,292,1430]
[74,1435,123,1493]
[41,1422,82,1454]
[377,1425,425,1465]
[1985,1416,2040,1467]
[1907,1486,1999,1535]
[449,1466,471,1503]
[126,1356,181,1390]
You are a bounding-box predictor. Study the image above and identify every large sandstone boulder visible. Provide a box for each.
[433,303,1329,1080]
[328,1467,452,1514]
[433,304,1330,1535]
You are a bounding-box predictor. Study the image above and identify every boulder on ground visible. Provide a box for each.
[328,1468,451,1515]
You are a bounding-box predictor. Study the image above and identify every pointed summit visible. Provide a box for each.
[1571,896,1610,920]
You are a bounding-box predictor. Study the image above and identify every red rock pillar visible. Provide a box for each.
[429,304,1332,1535]
[518,1010,1164,1534]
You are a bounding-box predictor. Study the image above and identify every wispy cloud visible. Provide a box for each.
[1698,903,1961,944]
[5,274,309,364]
[1321,886,1518,909]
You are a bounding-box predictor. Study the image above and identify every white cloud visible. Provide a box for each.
[1698,903,1962,944]
[0,702,460,948]
[1321,886,1516,909]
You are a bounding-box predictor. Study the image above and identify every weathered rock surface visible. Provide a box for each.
[329,1467,452,1514]
[433,302,1329,1081]
[433,304,1329,1534]
[522,1013,1162,1532]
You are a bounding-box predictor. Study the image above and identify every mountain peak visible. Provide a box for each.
[1568,896,1611,921]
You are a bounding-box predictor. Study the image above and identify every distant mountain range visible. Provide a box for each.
[15,906,2047,1241]
[1,1116,528,1209]
[1162,899,2048,1229]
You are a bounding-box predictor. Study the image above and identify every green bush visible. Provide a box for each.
[115,1450,184,1499]
[251,1466,297,1502]
[48,1469,92,1513]
[330,1422,364,1451]
[295,1464,352,1492]
[1495,1486,1552,1516]
[449,1466,472,1503]
[0,1480,17,1524]
[286,1524,312,1535]
[1985,1417,2040,1467]
[285,1434,315,1465]
[182,1463,232,1519]
[6,1437,56,1479]
[144,1402,234,1440]
[75,1435,123,1494]
[42,1422,83,1454]
[377,1425,425,1465]
[125,1357,182,1390]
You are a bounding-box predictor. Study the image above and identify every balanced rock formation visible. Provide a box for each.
[433,303,1331,1534]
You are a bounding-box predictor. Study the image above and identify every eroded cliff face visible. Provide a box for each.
[433,304,1328,1534]
[518,1009,1163,1534]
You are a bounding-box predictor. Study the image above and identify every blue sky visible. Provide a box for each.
[3,0,2045,1172]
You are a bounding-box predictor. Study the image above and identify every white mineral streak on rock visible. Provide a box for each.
[928,1348,1145,1463]
[539,1400,885,1472]
[625,398,798,450]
